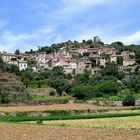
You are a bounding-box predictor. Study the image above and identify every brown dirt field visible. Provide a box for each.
[0,122,140,140]
[0,104,112,112]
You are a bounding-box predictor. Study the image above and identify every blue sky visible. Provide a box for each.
[0,0,140,52]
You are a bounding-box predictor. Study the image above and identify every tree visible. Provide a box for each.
[128,74,140,93]
[65,73,73,80]
[111,41,124,47]
[15,49,20,55]
[51,66,64,77]
[21,69,33,88]
[0,92,10,104]
[101,62,118,77]
[9,64,20,75]
[83,69,91,80]
[135,51,140,64]
[0,57,4,71]
[71,85,95,100]
[48,77,70,96]
[117,56,123,65]
[93,80,118,96]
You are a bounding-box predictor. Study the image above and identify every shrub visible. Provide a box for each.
[73,92,86,100]
[122,94,135,106]
[71,85,95,100]
[49,90,56,96]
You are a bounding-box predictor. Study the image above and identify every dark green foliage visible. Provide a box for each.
[122,94,135,106]
[27,60,36,66]
[49,90,56,96]
[72,85,94,100]
[135,51,140,64]
[65,73,73,80]
[75,69,91,84]
[101,62,118,77]
[93,80,118,96]
[127,74,140,93]
[48,77,70,96]
[9,64,20,75]
[83,52,90,56]
[52,66,64,77]
[0,92,10,104]
[111,41,124,47]
[1,112,140,122]
[72,80,118,100]
[15,49,20,55]
[117,56,123,65]
[21,69,33,88]
[37,80,42,88]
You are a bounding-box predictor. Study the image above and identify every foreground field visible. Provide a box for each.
[41,116,140,130]
[0,122,140,140]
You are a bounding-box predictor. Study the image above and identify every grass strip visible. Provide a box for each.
[0,112,140,122]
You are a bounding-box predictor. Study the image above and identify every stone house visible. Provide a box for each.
[1,52,16,63]
[18,60,28,71]
[123,59,136,67]
[121,51,135,59]
[76,59,92,74]
[110,55,117,63]
[99,58,106,67]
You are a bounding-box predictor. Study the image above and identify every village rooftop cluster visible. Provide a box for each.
[0,36,136,74]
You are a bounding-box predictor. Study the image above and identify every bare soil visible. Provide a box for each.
[0,122,140,140]
[0,104,111,112]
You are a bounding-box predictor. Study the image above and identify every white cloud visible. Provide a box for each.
[120,30,140,45]
[53,0,110,19]
[0,25,57,52]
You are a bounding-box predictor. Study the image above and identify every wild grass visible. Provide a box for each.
[0,112,140,123]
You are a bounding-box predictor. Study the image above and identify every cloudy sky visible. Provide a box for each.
[0,0,140,52]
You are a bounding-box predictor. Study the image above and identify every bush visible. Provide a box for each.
[71,85,95,100]
[122,94,135,106]
[49,90,56,96]
[0,92,10,104]
[73,92,87,100]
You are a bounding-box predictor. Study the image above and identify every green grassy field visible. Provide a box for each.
[42,116,140,130]
[0,111,140,122]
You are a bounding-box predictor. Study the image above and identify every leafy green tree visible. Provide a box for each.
[15,49,20,55]
[93,80,118,96]
[21,69,33,88]
[0,57,4,71]
[71,85,95,100]
[48,77,70,96]
[51,66,64,77]
[111,41,124,47]
[83,69,91,80]
[128,74,140,93]
[75,69,91,84]
[135,51,140,64]
[0,92,10,104]
[117,56,123,65]
[65,73,73,80]
[9,64,20,75]
[101,62,119,77]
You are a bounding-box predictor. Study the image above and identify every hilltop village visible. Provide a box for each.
[0,36,136,74]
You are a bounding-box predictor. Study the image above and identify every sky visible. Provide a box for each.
[0,0,140,52]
